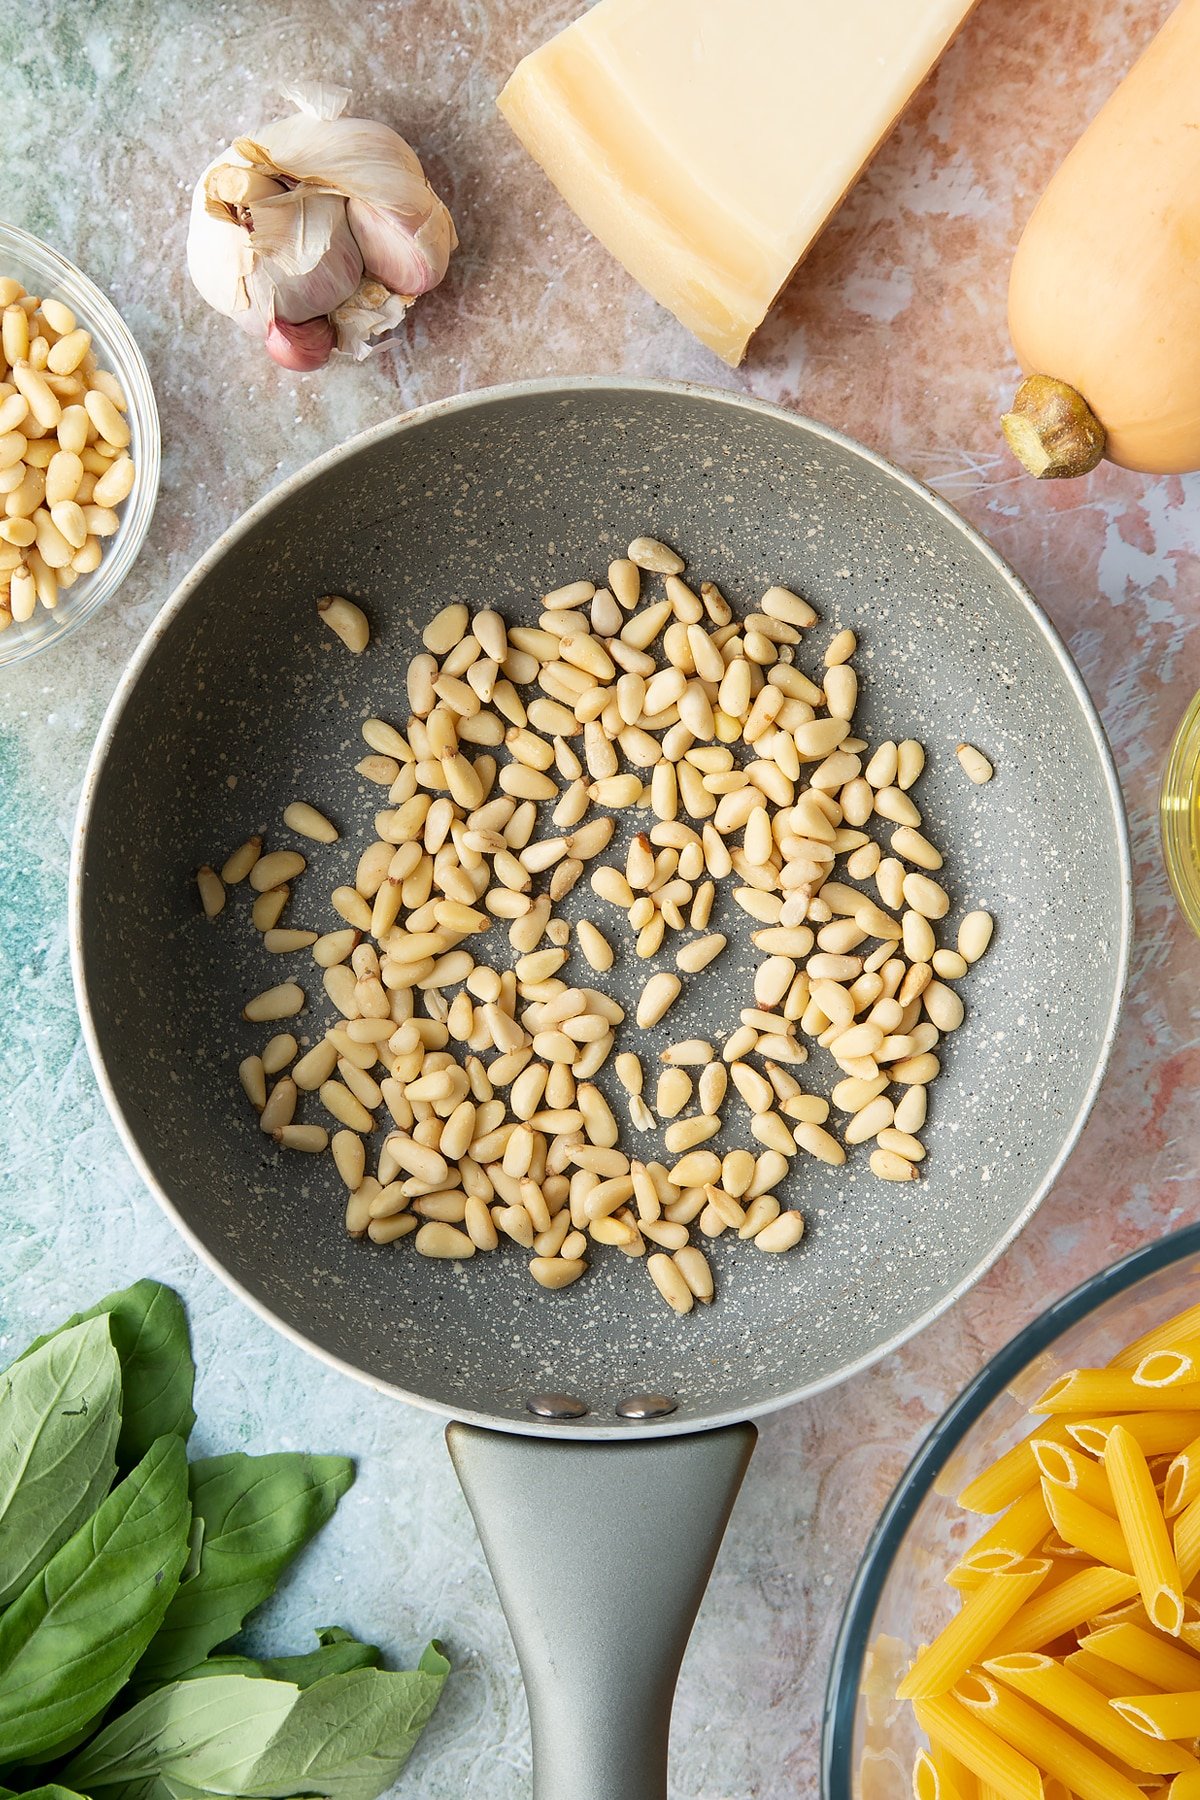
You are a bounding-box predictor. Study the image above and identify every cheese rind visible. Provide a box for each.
[498,0,977,365]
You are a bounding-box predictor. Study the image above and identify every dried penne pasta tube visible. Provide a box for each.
[983,1653,1197,1775]
[1105,1423,1184,1635]
[1111,1691,1200,1742]
[928,1741,981,1800]
[1135,1342,1200,1389]
[956,1670,1145,1800]
[987,1565,1139,1658]
[1042,1480,1134,1573]
[1032,1438,1117,1514]
[897,1560,1051,1700]
[958,1424,1076,1515]
[912,1694,1045,1800]
[948,1490,1053,1591]
[1063,1647,1160,1701]
[914,1749,955,1800]
[1081,1621,1200,1691]
[1170,1774,1200,1800]
[1111,1304,1200,1372]
[1175,1495,1200,1590]
[1068,1414,1200,1458]
[1165,1433,1200,1518]
[1033,1371,1200,1415]
[1089,1595,1153,1633]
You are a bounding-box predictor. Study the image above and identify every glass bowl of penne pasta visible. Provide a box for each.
[824,1222,1200,1800]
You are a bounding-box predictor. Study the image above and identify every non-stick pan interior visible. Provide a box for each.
[75,382,1128,1437]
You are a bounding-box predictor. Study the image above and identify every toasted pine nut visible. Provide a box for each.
[263,927,317,953]
[824,628,856,667]
[274,1124,329,1152]
[628,535,684,574]
[250,850,306,892]
[844,1096,895,1144]
[221,835,262,884]
[737,1195,780,1239]
[196,864,225,918]
[894,1087,928,1133]
[647,1251,693,1312]
[317,593,369,652]
[636,971,681,1029]
[870,1148,919,1182]
[261,1033,298,1075]
[923,980,965,1032]
[891,826,942,871]
[958,910,994,962]
[239,1054,266,1110]
[674,1245,714,1301]
[530,1255,586,1288]
[956,742,993,784]
[896,740,925,789]
[794,1122,845,1165]
[577,919,613,972]
[284,801,338,843]
[415,1221,475,1258]
[902,872,950,920]
[243,981,304,1022]
[754,1211,806,1252]
[890,1052,940,1085]
[656,1067,693,1118]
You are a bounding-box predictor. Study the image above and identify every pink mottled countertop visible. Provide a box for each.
[0,0,1196,1793]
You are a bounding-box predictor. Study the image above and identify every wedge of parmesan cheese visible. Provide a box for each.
[499,0,976,365]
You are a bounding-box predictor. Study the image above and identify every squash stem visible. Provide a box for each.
[1001,374,1106,479]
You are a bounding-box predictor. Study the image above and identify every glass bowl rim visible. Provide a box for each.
[821,1218,1200,1795]
[1160,688,1200,938]
[0,217,160,668]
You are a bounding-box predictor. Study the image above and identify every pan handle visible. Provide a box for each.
[447,1419,756,1800]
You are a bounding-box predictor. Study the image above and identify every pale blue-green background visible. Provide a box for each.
[2,2,1194,1795]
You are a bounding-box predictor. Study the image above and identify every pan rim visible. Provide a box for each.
[69,375,1133,1441]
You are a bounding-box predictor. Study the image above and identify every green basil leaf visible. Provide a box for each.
[17,1786,94,1800]
[134,1453,353,1686]
[240,1655,449,1800]
[177,1626,382,1689]
[0,1435,191,1761]
[19,1282,195,1464]
[0,1316,121,1605]
[62,1675,297,1790]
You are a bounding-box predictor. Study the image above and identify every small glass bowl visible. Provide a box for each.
[823,1221,1200,1800]
[1161,690,1200,937]
[0,219,160,668]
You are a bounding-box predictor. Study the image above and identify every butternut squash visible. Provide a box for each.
[1003,0,1200,478]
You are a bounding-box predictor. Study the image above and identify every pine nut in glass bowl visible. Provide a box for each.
[1161,689,1200,938]
[824,1221,1200,1800]
[0,220,159,668]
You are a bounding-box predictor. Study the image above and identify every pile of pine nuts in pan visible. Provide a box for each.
[199,537,995,1316]
[0,281,136,627]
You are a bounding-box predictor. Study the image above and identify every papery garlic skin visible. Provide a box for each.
[185,81,456,370]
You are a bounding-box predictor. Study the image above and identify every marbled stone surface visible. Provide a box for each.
[0,1,1195,1793]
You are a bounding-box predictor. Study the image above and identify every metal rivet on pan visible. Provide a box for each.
[615,1393,678,1420]
[526,1393,588,1420]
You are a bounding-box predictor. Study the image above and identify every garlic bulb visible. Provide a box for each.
[186,81,457,370]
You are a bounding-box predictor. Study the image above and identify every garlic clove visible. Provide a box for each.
[347,195,455,299]
[206,164,286,211]
[245,190,363,321]
[187,158,259,329]
[265,314,335,370]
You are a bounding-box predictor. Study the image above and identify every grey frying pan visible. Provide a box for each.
[71,380,1130,1799]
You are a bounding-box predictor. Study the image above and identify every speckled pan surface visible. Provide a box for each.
[72,379,1130,1439]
